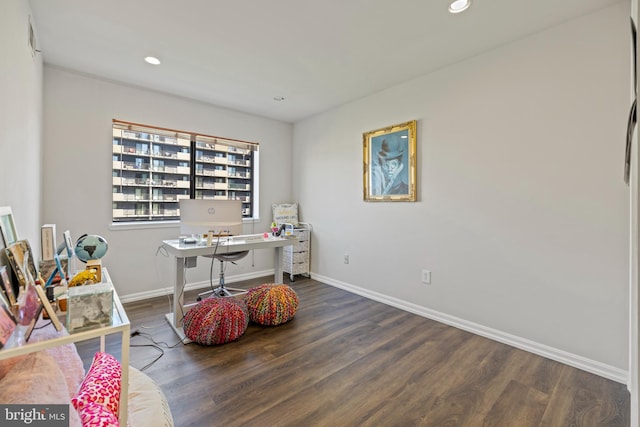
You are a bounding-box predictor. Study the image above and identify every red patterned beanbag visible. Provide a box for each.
[183,297,249,345]
[244,284,299,326]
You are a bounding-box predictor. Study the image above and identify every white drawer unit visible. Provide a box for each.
[282,222,311,281]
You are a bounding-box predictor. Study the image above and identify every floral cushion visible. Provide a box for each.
[72,352,122,417]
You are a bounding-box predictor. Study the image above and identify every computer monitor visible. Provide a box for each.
[179,199,243,237]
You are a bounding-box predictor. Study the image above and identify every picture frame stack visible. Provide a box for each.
[0,272,16,348]
[0,206,63,345]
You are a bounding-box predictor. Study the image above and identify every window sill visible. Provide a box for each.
[108,221,178,231]
[109,217,261,232]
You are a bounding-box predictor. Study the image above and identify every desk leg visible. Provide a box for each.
[119,325,130,426]
[274,246,284,283]
[165,256,190,343]
[173,257,185,328]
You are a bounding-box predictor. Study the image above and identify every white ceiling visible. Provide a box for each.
[29,0,623,123]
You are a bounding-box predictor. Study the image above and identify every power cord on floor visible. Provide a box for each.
[130,340,164,371]
[129,327,182,371]
[131,329,182,349]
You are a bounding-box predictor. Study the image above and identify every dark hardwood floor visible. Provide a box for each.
[76,276,630,427]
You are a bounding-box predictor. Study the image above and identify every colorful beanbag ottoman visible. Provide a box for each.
[183,297,249,345]
[244,284,299,326]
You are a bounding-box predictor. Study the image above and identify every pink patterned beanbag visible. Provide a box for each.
[72,352,122,418]
[244,284,299,326]
[183,297,249,345]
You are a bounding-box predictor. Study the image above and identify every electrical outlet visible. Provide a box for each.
[422,269,431,284]
[344,254,350,264]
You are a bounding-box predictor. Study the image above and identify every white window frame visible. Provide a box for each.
[111,120,259,229]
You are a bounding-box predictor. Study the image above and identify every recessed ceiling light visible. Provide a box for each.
[448,0,471,14]
[273,96,285,101]
[144,56,161,65]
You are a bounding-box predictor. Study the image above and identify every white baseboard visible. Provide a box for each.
[312,273,628,385]
[119,269,274,304]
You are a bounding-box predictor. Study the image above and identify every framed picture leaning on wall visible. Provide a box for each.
[0,303,16,349]
[0,266,16,308]
[5,240,37,289]
[0,206,18,247]
[363,120,417,202]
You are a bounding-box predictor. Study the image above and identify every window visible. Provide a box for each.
[112,120,258,223]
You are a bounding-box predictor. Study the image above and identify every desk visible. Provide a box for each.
[161,235,295,342]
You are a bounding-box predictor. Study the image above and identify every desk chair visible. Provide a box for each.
[197,250,249,300]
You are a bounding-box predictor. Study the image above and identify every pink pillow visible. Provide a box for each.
[78,402,119,427]
[28,321,86,397]
[72,352,122,417]
[0,354,24,379]
[0,351,82,427]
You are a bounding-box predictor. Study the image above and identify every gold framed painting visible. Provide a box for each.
[363,120,417,202]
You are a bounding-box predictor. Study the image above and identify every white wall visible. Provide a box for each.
[42,68,293,300]
[36,0,631,382]
[293,2,631,377]
[0,0,43,253]
[630,0,638,421]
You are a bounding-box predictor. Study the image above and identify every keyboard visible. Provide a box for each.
[228,234,266,244]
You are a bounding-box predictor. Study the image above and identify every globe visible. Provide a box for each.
[74,234,109,262]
